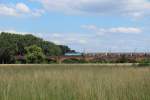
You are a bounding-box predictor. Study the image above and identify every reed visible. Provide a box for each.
[0,64,149,100]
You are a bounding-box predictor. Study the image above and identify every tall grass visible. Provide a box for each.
[0,64,149,100]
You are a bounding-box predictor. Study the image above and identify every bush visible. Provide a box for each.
[63,59,86,64]
[25,45,45,64]
[138,59,150,67]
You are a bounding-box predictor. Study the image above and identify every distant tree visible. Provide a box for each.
[117,54,128,63]
[40,41,62,56]
[0,32,75,63]
[0,46,16,64]
[25,45,45,63]
[58,45,71,55]
[0,33,16,63]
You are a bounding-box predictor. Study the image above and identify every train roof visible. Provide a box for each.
[65,52,82,56]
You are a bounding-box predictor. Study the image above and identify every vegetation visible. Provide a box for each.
[25,45,45,63]
[0,32,72,64]
[0,64,149,100]
[138,58,150,66]
[0,32,150,64]
[63,59,87,64]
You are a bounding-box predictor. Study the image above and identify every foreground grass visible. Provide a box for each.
[0,64,149,100]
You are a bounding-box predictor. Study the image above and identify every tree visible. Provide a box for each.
[25,45,45,63]
[117,54,128,63]
[39,41,62,56]
[0,32,75,64]
[0,34,16,63]
[58,45,71,55]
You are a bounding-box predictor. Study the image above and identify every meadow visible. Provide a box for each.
[0,64,149,100]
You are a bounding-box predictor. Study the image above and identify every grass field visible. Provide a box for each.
[0,64,149,100]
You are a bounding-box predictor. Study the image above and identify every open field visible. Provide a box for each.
[0,64,149,100]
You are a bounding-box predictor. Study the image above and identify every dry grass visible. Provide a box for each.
[0,64,149,100]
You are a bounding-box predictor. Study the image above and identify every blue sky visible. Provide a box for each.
[0,0,150,52]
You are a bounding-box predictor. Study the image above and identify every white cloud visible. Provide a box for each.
[51,38,88,45]
[52,33,63,38]
[0,4,18,16]
[31,9,45,17]
[50,33,89,45]
[16,3,31,13]
[0,3,44,17]
[82,25,142,35]
[109,27,142,33]
[78,39,88,44]
[31,0,150,18]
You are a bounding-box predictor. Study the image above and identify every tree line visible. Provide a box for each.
[0,32,74,64]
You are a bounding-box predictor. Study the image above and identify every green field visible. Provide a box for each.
[0,64,149,100]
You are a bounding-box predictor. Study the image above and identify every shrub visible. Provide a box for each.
[138,58,150,67]
[63,59,86,64]
[25,45,45,64]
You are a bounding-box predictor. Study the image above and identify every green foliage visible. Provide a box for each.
[117,55,129,63]
[58,45,71,55]
[0,65,150,100]
[63,59,86,64]
[0,33,17,63]
[138,58,150,66]
[39,41,62,56]
[25,45,45,63]
[0,32,72,64]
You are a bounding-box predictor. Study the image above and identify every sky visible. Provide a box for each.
[0,0,150,52]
